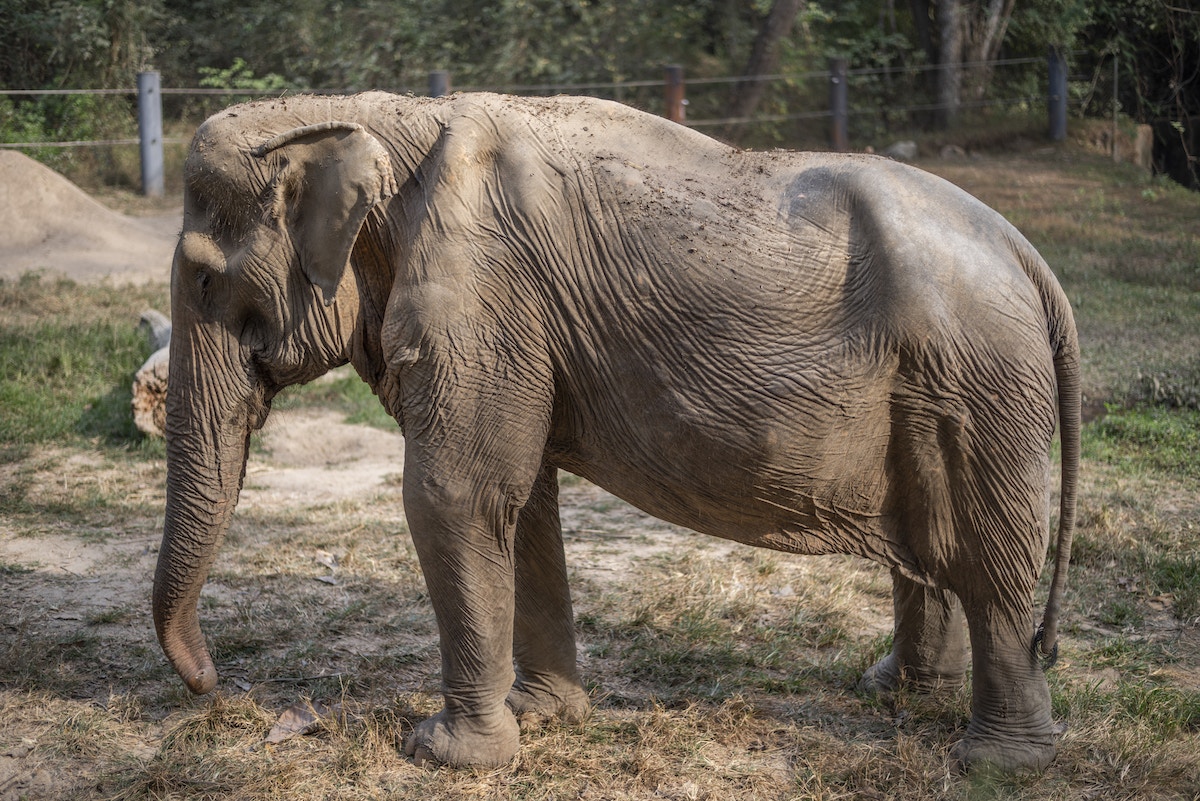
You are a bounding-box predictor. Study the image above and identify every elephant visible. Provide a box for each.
[152,91,1079,775]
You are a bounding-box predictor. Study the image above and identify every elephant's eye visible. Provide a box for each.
[178,233,226,302]
[194,269,212,296]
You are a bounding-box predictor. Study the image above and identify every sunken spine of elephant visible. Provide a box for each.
[153,92,1079,775]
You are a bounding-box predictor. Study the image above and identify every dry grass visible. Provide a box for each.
[3,139,1200,800]
[4,459,1198,800]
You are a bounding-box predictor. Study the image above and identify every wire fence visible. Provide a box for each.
[1,53,1088,194]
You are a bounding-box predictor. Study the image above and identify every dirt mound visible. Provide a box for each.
[0,150,179,284]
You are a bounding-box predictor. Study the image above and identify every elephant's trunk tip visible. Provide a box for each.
[155,603,220,694]
[162,637,219,694]
[185,663,219,695]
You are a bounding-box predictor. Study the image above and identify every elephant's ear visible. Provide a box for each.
[252,122,399,306]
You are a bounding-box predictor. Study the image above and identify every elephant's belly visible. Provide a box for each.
[551,328,915,568]
[558,406,907,568]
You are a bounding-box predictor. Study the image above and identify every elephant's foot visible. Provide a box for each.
[952,724,1060,775]
[404,707,520,768]
[857,652,966,697]
[506,676,590,725]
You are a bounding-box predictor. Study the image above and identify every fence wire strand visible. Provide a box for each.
[1,58,1066,150]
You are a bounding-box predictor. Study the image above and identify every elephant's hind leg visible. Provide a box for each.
[947,401,1058,771]
[509,463,590,724]
[952,589,1058,774]
[858,569,968,696]
[883,365,1059,773]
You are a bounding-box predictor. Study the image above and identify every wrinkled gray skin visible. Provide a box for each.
[153,92,1080,774]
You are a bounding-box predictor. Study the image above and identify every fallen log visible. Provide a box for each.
[133,310,171,438]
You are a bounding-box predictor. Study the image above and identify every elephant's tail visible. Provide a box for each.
[1019,239,1080,668]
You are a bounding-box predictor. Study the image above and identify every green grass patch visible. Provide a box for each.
[1083,407,1200,483]
[1084,635,1162,674]
[1146,553,1200,622]
[1096,597,1144,628]
[1052,671,1200,743]
[1070,279,1200,401]
[0,319,146,443]
[0,274,168,449]
[274,370,396,430]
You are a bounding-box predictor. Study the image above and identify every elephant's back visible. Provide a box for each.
[764,153,1054,362]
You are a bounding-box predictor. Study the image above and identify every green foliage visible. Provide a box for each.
[0,0,154,184]
[1085,0,1200,120]
[813,3,927,140]
[1080,0,1200,187]
[0,92,140,184]
[0,0,160,89]
[157,0,737,93]
[198,57,290,93]
[0,95,61,166]
[1,0,1154,154]
[440,0,712,85]
[1007,0,1093,57]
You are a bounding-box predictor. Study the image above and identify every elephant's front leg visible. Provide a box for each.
[395,350,556,766]
[509,463,589,723]
[402,468,522,767]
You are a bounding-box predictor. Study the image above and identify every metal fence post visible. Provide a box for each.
[1048,47,1067,142]
[1112,53,1120,162]
[429,70,451,97]
[664,65,685,123]
[829,58,849,152]
[137,71,164,197]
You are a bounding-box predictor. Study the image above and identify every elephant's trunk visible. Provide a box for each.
[153,339,259,695]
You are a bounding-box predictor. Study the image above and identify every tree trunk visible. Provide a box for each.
[722,0,806,143]
[974,0,1015,63]
[907,0,939,126]
[963,0,1016,101]
[935,0,963,129]
[908,0,937,64]
[132,309,172,438]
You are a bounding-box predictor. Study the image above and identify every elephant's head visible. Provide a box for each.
[153,108,398,693]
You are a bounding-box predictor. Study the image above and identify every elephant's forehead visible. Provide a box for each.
[182,153,265,242]
[183,117,272,222]
[197,102,283,144]
[187,105,285,181]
